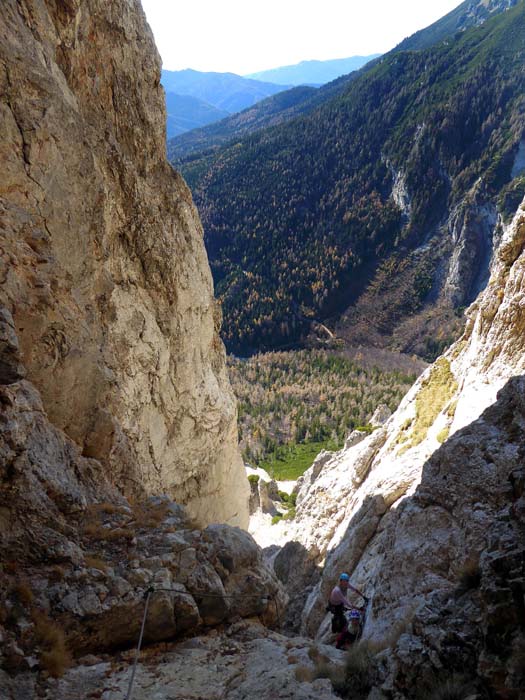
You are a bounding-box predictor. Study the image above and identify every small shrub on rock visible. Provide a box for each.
[248,474,260,484]
[313,641,376,699]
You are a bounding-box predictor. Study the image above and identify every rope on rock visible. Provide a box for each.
[124,585,280,700]
[125,587,152,700]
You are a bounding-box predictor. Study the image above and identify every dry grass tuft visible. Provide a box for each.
[307,645,322,662]
[437,427,450,444]
[403,359,458,450]
[33,611,63,648]
[40,645,72,678]
[446,399,458,418]
[313,659,346,687]
[307,645,331,665]
[33,610,71,678]
[13,582,34,606]
[131,500,172,529]
[49,565,67,582]
[86,502,126,516]
[82,501,135,542]
[295,665,315,683]
[423,674,477,700]
[84,556,109,572]
[83,521,134,542]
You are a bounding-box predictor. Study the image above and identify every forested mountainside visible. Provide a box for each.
[397,0,520,51]
[181,2,525,357]
[169,0,519,164]
[168,86,317,162]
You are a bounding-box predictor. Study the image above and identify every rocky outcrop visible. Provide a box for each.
[0,494,285,664]
[0,301,286,690]
[444,184,499,308]
[0,0,248,527]
[273,200,525,698]
[2,623,342,700]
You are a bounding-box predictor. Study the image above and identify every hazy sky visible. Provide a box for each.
[141,0,464,75]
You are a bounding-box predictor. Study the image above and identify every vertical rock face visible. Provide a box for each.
[281,199,525,697]
[0,0,248,526]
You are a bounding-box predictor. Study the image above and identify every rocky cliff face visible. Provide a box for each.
[273,199,525,698]
[0,0,248,526]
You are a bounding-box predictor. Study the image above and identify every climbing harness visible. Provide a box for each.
[124,586,280,700]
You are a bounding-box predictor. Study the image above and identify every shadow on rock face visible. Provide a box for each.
[272,540,322,634]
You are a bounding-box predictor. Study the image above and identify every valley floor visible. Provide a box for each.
[229,347,423,480]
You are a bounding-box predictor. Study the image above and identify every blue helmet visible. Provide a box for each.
[339,572,350,581]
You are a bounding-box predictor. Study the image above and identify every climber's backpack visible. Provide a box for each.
[347,608,362,636]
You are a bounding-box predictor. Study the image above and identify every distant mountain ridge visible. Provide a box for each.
[161,69,291,113]
[164,92,229,139]
[178,0,525,357]
[245,55,380,86]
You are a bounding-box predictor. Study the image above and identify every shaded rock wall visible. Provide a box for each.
[276,200,525,698]
[0,0,248,526]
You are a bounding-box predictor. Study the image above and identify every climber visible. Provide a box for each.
[327,572,368,649]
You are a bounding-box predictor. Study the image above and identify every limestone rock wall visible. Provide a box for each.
[0,0,248,526]
[0,308,284,683]
[278,199,525,697]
